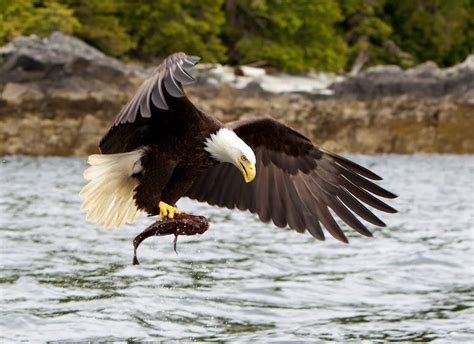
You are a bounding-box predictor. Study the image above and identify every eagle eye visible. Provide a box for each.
[241,155,248,162]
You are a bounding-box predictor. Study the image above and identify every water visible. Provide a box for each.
[1,155,473,342]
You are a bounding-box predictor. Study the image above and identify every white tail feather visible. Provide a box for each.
[80,149,145,229]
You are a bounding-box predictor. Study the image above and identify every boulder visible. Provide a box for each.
[1,82,44,104]
[331,55,474,99]
[0,32,142,105]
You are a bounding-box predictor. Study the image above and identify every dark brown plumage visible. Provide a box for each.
[81,52,398,241]
[185,117,397,243]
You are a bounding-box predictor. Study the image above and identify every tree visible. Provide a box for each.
[62,0,135,57]
[386,0,473,66]
[0,0,79,45]
[223,0,348,72]
[338,0,404,72]
[0,0,471,71]
[121,0,227,62]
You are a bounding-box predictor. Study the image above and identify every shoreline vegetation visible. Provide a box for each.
[1,1,472,73]
[0,33,473,156]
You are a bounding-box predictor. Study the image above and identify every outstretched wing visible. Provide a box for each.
[186,118,397,243]
[100,52,200,154]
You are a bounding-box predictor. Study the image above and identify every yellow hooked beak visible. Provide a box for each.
[238,158,256,183]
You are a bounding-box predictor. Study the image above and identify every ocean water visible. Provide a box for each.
[0,155,473,342]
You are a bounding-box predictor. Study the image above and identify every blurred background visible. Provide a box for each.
[1,1,473,342]
[0,0,472,155]
[1,0,472,71]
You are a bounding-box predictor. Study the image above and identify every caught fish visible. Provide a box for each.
[132,213,209,265]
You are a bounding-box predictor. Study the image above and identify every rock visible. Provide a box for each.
[1,82,44,104]
[365,65,403,74]
[78,114,102,135]
[0,32,141,98]
[73,114,104,155]
[406,61,440,78]
[445,54,474,75]
[0,33,472,156]
[0,32,135,81]
[240,80,264,94]
[48,84,89,101]
[235,65,266,78]
[331,55,474,99]
[196,63,341,95]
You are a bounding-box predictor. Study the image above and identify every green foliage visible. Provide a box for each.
[63,0,135,57]
[338,0,397,67]
[386,0,473,66]
[225,0,348,72]
[121,0,227,62]
[0,0,472,71]
[0,0,79,44]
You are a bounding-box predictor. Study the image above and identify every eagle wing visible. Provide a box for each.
[185,118,397,243]
[99,52,200,154]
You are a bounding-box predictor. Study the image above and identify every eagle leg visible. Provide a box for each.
[158,201,180,219]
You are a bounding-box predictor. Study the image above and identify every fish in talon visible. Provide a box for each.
[132,213,209,265]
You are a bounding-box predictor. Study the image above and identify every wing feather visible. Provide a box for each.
[340,177,397,213]
[292,176,325,240]
[100,53,200,154]
[313,199,348,243]
[338,166,397,198]
[326,151,382,180]
[280,171,306,232]
[116,52,198,124]
[164,72,184,97]
[304,213,325,241]
[336,188,386,226]
[270,165,287,228]
[186,117,397,242]
[255,161,272,222]
[151,80,167,109]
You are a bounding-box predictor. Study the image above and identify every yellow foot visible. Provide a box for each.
[158,201,180,219]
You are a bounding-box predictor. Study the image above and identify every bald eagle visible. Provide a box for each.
[80,53,397,243]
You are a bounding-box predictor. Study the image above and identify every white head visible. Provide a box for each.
[204,128,256,183]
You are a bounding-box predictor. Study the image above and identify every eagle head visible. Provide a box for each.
[204,128,256,183]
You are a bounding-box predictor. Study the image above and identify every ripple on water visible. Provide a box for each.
[0,155,473,341]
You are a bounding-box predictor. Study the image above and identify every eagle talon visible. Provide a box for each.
[159,201,180,219]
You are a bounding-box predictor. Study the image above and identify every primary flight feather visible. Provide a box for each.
[80,52,397,243]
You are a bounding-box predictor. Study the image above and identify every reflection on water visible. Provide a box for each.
[1,155,473,342]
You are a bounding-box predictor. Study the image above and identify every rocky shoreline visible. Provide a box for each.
[1,33,472,156]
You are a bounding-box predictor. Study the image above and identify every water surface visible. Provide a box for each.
[1,155,473,342]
